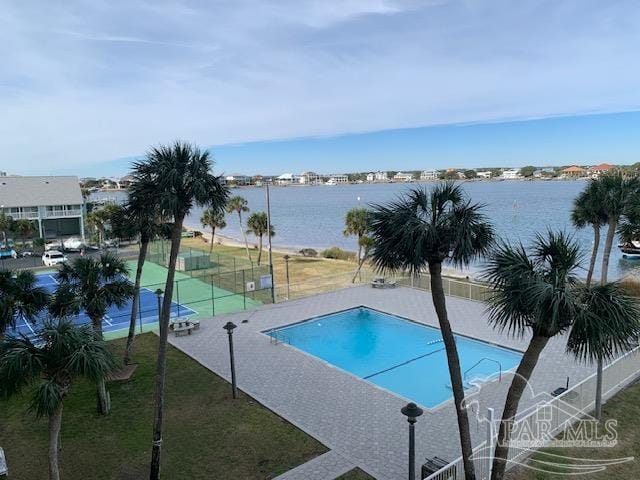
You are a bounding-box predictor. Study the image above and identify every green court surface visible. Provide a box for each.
[102,261,262,340]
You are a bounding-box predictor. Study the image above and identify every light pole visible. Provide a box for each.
[265,181,275,303]
[401,402,424,480]
[155,288,163,332]
[223,321,238,399]
[283,254,290,299]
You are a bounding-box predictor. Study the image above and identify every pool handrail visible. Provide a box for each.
[464,357,502,382]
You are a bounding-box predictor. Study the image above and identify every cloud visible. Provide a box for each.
[1,0,639,174]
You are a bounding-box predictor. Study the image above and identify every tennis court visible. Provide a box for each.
[11,272,197,340]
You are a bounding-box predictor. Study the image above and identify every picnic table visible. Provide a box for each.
[169,317,200,337]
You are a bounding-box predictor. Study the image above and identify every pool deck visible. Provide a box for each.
[168,285,595,480]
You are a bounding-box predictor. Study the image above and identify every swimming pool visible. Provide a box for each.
[267,307,522,408]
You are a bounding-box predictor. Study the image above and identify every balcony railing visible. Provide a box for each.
[44,209,82,218]
[3,211,39,220]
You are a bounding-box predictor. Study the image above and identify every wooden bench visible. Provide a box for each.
[0,446,8,477]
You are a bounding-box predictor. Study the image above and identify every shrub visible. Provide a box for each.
[620,278,640,297]
[321,247,355,261]
[299,248,318,257]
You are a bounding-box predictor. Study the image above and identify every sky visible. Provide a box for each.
[1,0,640,177]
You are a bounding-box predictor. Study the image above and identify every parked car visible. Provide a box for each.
[0,248,17,259]
[63,236,85,251]
[20,250,34,257]
[42,250,67,266]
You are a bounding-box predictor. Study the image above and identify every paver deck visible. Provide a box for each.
[168,285,596,479]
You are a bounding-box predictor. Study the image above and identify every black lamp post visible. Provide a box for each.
[155,288,163,330]
[283,254,291,299]
[223,321,238,399]
[401,402,424,480]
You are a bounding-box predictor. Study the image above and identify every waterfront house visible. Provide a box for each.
[533,168,555,178]
[300,171,320,185]
[394,172,414,182]
[225,173,251,186]
[366,172,375,182]
[0,176,85,240]
[588,163,615,178]
[476,171,492,179]
[117,175,133,189]
[276,173,301,185]
[561,166,586,177]
[501,169,521,179]
[327,174,349,184]
[420,169,438,181]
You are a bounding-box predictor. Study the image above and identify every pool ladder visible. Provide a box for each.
[269,329,291,345]
[464,357,503,383]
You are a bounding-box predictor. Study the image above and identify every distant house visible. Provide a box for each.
[225,173,251,186]
[366,171,389,182]
[0,176,85,240]
[501,169,521,180]
[101,178,118,189]
[533,168,555,178]
[394,172,413,182]
[420,170,438,181]
[300,171,320,184]
[276,173,301,185]
[588,163,615,177]
[327,174,349,184]
[561,166,586,177]
[476,171,492,179]
[117,175,133,189]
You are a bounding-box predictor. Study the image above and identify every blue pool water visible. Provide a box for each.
[268,307,522,408]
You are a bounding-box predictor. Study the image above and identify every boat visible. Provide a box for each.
[324,179,338,186]
[618,240,640,259]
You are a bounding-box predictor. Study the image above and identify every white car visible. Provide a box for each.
[42,250,68,266]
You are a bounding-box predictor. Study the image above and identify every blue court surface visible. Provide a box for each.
[11,273,197,338]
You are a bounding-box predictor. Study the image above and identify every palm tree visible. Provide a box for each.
[226,196,252,263]
[353,235,374,283]
[120,192,163,365]
[0,212,13,246]
[13,219,35,247]
[598,173,640,283]
[592,172,640,419]
[571,180,607,287]
[0,269,49,340]
[483,231,640,480]
[343,207,370,282]
[49,253,134,415]
[200,208,227,255]
[246,212,274,265]
[0,319,116,480]
[131,141,228,480]
[369,183,494,480]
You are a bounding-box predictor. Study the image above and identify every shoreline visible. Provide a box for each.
[183,224,476,281]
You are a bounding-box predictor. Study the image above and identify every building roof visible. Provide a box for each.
[562,166,586,173]
[0,176,83,208]
[589,163,614,171]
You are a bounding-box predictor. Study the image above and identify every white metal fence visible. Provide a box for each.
[424,346,640,480]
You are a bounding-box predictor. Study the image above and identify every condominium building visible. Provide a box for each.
[420,170,438,181]
[0,176,85,240]
[300,171,320,184]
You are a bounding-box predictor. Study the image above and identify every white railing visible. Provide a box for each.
[424,346,640,480]
[44,209,82,218]
[397,273,492,303]
[3,211,38,220]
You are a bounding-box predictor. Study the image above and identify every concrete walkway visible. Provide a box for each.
[168,285,595,479]
[273,450,355,480]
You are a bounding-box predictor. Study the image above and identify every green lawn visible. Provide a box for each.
[0,334,327,479]
[507,382,640,479]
